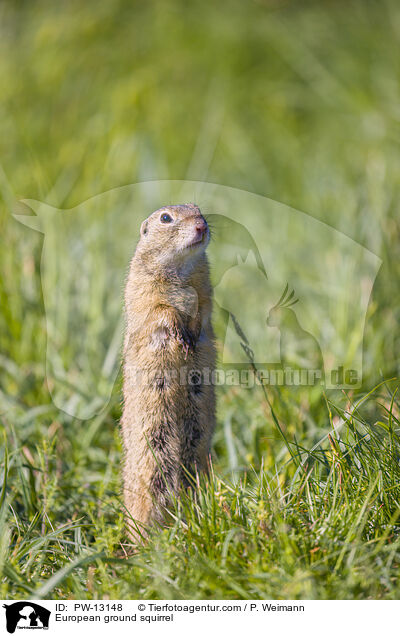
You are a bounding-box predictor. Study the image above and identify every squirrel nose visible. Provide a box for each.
[195,218,208,235]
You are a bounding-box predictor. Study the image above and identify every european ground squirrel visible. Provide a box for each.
[121,203,216,537]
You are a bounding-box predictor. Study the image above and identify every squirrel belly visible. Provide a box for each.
[121,204,216,537]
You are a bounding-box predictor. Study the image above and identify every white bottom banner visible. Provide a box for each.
[0,600,397,636]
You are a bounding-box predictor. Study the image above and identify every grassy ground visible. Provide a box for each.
[1,0,400,599]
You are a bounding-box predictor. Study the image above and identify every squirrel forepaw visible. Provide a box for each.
[174,327,195,359]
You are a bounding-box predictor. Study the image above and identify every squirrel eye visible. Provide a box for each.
[160,213,173,224]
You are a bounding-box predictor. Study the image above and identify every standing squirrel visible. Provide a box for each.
[121,203,216,537]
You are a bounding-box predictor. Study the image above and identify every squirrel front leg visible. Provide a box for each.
[151,305,199,357]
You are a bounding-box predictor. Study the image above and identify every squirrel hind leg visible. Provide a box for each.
[149,463,180,512]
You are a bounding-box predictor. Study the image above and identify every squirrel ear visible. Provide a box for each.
[140,219,148,236]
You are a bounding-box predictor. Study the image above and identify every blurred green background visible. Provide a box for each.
[1,0,400,599]
[1,0,399,382]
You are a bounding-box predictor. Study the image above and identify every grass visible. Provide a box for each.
[1,0,400,599]
[2,379,400,599]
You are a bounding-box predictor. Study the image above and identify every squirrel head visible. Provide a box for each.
[136,203,210,269]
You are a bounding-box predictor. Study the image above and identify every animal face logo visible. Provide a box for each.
[3,602,50,633]
[265,284,325,378]
[10,179,381,413]
[266,283,299,327]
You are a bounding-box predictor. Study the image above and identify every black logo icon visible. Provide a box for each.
[3,602,50,634]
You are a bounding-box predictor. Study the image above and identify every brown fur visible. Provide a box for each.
[121,204,216,539]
